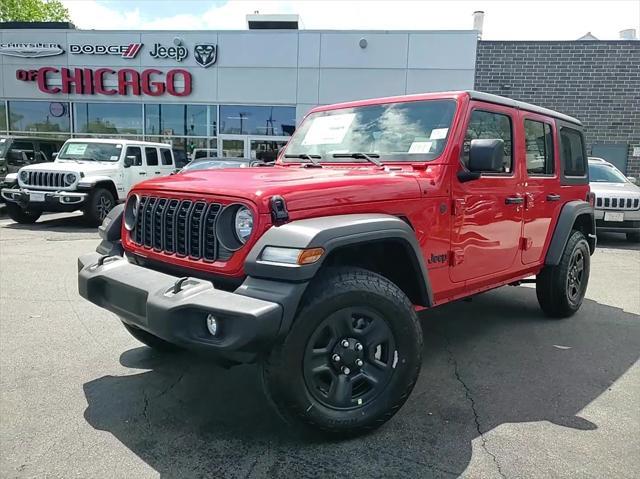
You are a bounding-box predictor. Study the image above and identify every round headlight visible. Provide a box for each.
[234,207,254,244]
[19,170,28,183]
[64,172,76,185]
[124,194,139,231]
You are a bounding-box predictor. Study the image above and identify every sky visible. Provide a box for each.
[60,0,640,40]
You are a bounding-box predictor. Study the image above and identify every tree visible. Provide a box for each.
[0,0,71,22]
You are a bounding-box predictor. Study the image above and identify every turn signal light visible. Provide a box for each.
[297,248,325,265]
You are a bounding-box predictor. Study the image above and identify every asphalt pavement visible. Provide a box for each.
[0,211,638,478]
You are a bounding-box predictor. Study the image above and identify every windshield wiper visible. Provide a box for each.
[284,153,322,167]
[332,152,383,166]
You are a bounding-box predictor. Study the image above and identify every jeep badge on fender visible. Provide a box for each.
[77,90,596,437]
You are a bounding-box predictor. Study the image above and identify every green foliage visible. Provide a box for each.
[0,0,71,22]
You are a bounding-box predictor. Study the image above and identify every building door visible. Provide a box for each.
[219,135,289,159]
[591,143,628,174]
[249,137,288,162]
[450,104,524,283]
[219,136,247,158]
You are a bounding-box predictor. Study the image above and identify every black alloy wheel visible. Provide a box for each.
[303,307,397,410]
[566,248,585,307]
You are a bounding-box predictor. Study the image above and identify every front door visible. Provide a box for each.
[123,145,147,191]
[450,104,524,283]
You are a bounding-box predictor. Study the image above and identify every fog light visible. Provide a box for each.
[206,314,219,336]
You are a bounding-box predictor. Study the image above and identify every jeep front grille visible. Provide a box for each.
[595,195,640,210]
[130,196,233,262]
[21,171,75,190]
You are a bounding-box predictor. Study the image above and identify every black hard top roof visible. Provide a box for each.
[467,91,582,126]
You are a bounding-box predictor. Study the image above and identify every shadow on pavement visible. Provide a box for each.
[595,232,640,251]
[2,212,97,234]
[83,287,640,478]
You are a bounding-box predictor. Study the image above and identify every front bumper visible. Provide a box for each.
[78,252,283,356]
[1,187,88,209]
[594,208,640,233]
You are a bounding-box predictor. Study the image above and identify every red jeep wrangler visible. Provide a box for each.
[78,91,596,435]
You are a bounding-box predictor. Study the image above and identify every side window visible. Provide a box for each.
[160,148,173,166]
[125,146,143,166]
[525,119,555,175]
[9,140,36,164]
[145,147,158,166]
[560,127,586,177]
[462,110,513,173]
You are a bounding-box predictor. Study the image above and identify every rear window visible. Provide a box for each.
[560,127,586,177]
[145,147,158,166]
[525,119,555,175]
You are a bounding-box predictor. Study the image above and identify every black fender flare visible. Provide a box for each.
[545,200,596,265]
[243,213,433,312]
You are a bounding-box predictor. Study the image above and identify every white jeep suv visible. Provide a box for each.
[1,139,175,225]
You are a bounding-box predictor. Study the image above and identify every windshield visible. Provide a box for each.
[0,139,8,158]
[589,163,628,183]
[284,99,456,163]
[57,142,123,162]
[183,159,250,172]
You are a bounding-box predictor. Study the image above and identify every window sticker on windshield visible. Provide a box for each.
[302,114,356,145]
[0,139,6,143]
[66,144,88,155]
[408,141,433,153]
[430,128,448,140]
[110,156,119,161]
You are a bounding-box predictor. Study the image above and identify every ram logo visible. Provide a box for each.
[194,44,217,68]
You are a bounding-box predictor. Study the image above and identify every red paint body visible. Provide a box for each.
[123,91,588,307]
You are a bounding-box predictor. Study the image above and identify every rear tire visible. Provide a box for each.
[626,232,640,243]
[84,188,115,226]
[121,321,182,352]
[6,202,41,224]
[536,230,590,318]
[261,267,423,436]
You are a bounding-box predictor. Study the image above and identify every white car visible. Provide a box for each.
[1,138,175,225]
[588,158,640,242]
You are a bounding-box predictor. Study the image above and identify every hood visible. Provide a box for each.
[136,165,422,212]
[590,181,640,196]
[20,160,119,176]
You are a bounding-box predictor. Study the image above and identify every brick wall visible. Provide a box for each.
[474,40,640,178]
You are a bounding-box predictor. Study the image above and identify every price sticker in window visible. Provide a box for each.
[66,144,87,155]
[302,114,356,145]
[408,141,433,153]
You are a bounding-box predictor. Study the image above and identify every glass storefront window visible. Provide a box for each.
[8,101,70,133]
[145,104,213,137]
[74,102,142,135]
[0,101,6,132]
[220,105,296,136]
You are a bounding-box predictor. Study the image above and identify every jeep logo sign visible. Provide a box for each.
[150,42,188,62]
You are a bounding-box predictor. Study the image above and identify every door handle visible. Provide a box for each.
[546,194,561,201]
[139,172,146,175]
[505,196,524,205]
[155,171,161,174]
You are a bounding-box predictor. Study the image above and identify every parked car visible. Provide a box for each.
[588,157,640,242]
[0,136,65,192]
[78,91,596,436]
[1,138,175,225]
[180,157,273,172]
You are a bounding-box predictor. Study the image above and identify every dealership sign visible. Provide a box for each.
[69,43,143,59]
[16,67,192,97]
[0,42,64,58]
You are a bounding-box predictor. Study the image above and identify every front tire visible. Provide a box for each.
[536,230,590,318]
[6,202,42,224]
[84,188,115,226]
[261,268,423,436]
[121,321,182,352]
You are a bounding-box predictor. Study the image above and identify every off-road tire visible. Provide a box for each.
[536,230,590,318]
[121,321,182,352]
[84,187,115,226]
[626,232,640,243]
[261,267,423,436]
[6,202,41,224]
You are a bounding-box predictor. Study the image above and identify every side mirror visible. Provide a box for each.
[123,156,135,168]
[468,139,504,172]
[627,176,637,185]
[52,152,58,159]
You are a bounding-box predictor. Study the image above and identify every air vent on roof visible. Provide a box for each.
[246,14,299,30]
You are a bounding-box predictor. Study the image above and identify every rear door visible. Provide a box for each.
[144,146,162,177]
[520,113,562,265]
[450,103,524,283]
[123,145,146,192]
[158,147,175,176]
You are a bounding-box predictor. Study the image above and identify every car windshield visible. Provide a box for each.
[0,139,8,158]
[182,158,250,171]
[589,163,628,183]
[283,99,456,163]
[57,142,122,162]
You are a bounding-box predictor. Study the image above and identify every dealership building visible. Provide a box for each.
[0,15,638,174]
